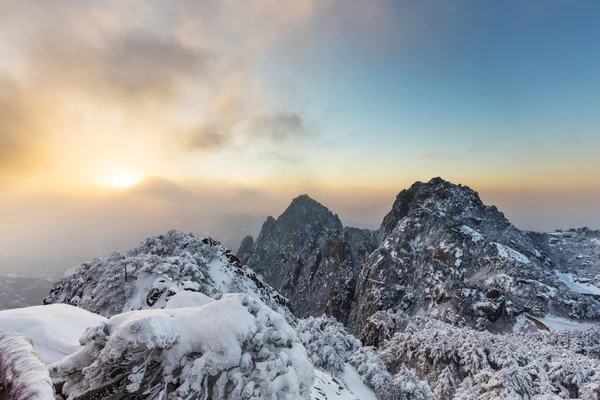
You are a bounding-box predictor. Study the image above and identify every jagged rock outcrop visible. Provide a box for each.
[347,178,600,335]
[238,195,379,323]
[44,230,293,322]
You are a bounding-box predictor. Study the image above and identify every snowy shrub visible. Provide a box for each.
[378,316,600,399]
[348,346,434,400]
[296,315,360,376]
[45,230,293,322]
[49,294,314,400]
[0,332,55,400]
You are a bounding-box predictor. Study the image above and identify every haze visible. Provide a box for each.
[1,0,599,275]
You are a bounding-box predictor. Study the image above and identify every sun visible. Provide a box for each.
[110,173,140,188]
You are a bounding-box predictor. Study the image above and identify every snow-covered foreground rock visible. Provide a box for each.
[50,294,314,400]
[0,332,55,400]
[44,231,293,322]
[0,304,107,363]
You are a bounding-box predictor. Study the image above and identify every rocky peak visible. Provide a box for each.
[278,194,343,233]
[348,178,600,336]
[380,177,490,238]
[238,195,377,322]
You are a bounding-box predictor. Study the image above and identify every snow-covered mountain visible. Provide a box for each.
[349,178,600,334]
[239,194,379,324]
[2,177,600,399]
[4,231,387,399]
[44,230,293,321]
[239,178,600,337]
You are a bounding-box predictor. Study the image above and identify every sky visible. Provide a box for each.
[0,0,599,275]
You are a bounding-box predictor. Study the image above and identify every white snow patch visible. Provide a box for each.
[208,256,233,291]
[165,291,215,309]
[312,366,376,400]
[537,315,598,332]
[342,364,377,400]
[512,314,528,333]
[460,225,485,243]
[556,271,600,295]
[0,304,107,364]
[493,242,530,264]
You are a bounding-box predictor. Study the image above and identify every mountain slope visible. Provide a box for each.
[238,195,379,323]
[44,230,293,321]
[347,178,600,334]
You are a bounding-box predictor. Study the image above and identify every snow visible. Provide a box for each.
[0,304,107,364]
[537,315,598,332]
[50,293,314,399]
[556,271,600,295]
[341,364,377,400]
[492,242,530,264]
[165,290,215,308]
[208,256,233,291]
[460,225,485,243]
[45,231,295,323]
[0,332,55,400]
[312,368,364,400]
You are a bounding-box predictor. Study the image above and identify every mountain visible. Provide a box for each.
[240,178,600,337]
[37,230,406,399]
[238,194,379,323]
[44,230,293,321]
[0,275,55,310]
[348,177,600,335]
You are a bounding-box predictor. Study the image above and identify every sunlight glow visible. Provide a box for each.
[109,173,140,189]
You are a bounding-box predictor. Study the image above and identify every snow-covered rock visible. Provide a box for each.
[44,231,293,322]
[0,331,55,400]
[0,304,107,364]
[348,178,600,334]
[238,195,379,324]
[50,293,314,400]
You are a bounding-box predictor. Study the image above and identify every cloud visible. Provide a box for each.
[185,125,232,152]
[0,82,48,178]
[249,112,315,141]
[0,0,326,182]
[265,151,305,165]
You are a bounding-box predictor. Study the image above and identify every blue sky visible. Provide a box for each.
[258,0,600,190]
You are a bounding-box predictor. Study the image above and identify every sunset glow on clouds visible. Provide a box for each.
[0,0,599,273]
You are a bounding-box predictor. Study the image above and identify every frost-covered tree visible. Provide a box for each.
[296,316,361,377]
[49,294,314,400]
[44,231,293,322]
[372,311,600,399]
[0,332,55,400]
[433,366,456,399]
[348,346,434,400]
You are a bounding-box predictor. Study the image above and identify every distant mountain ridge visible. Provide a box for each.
[238,177,600,336]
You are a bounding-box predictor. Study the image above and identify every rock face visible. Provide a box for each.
[240,178,600,337]
[347,178,600,334]
[239,195,379,323]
